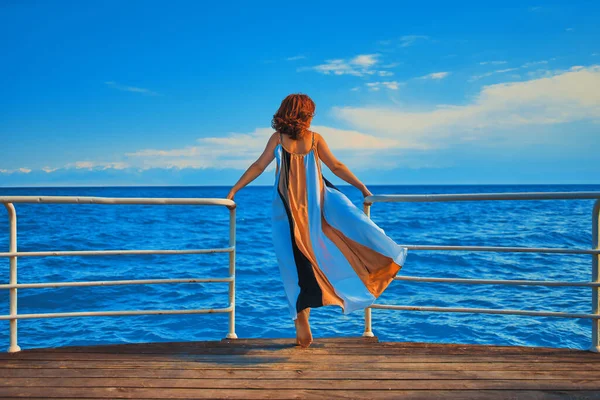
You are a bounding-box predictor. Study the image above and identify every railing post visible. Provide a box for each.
[5,203,21,353]
[362,200,375,338]
[592,200,600,352]
[226,205,238,339]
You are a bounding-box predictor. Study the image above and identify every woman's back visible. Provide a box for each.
[277,131,315,156]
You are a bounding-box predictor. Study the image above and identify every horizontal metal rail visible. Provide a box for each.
[0,247,234,258]
[0,307,233,321]
[365,191,600,203]
[369,304,600,319]
[1,196,238,353]
[396,244,600,255]
[0,196,235,206]
[0,277,233,290]
[361,191,600,352]
[394,276,600,287]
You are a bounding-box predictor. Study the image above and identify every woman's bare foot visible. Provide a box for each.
[294,308,312,348]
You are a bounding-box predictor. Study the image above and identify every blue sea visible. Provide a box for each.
[0,184,599,351]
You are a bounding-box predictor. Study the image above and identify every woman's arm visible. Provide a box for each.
[315,133,373,197]
[226,132,279,203]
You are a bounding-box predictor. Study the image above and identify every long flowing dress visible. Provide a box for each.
[271,131,408,321]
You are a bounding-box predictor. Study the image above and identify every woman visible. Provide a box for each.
[227,94,408,348]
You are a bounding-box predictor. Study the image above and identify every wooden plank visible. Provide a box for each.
[4,377,600,390]
[27,337,379,352]
[19,339,580,352]
[2,360,599,371]
[2,367,600,380]
[9,346,598,359]
[2,388,600,400]
[2,353,599,364]
[24,339,592,355]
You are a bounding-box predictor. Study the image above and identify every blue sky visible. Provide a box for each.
[1,0,599,186]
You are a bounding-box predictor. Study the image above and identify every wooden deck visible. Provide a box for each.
[0,337,599,399]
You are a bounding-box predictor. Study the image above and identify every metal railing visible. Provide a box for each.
[4,192,599,352]
[362,191,600,352]
[0,196,237,353]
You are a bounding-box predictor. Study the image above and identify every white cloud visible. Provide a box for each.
[566,27,574,32]
[480,61,507,66]
[351,54,378,67]
[74,161,94,169]
[366,83,380,91]
[378,70,394,77]
[470,67,519,81]
[418,72,450,80]
[126,148,200,157]
[472,60,556,82]
[303,54,382,77]
[399,35,429,47]
[66,161,130,170]
[521,60,549,68]
[8,161,131,175]
[105,81,159,96]
[333,65,600,149]
[286,55,306,61]
[366,81,401,90]
[495,68,519,73]
[0,168,32,174]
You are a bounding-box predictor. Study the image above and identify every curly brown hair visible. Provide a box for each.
[271,94,315,140]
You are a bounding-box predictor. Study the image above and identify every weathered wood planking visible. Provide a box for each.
[0,337,598,399]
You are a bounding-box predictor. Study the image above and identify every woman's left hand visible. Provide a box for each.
[226,190,236,209]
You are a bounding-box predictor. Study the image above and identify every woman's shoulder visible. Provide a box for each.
[270,131,281,143]
[310,130,324,145]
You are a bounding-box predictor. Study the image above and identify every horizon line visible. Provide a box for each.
[1,183,599,189]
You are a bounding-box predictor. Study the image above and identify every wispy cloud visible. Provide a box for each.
[351,54,378,67]
[479,60,507,66]
[521,60,549,68]
[0,168,31,174]
[366,81,401,91]
[42,161,130,172]
[470,67,520,81]
[301,54,382,76]
[126,148,200,157]
[472,67,520,81]
[418,72,450,80]
[471,60,556,82]
[334,65,600,150]
[67,161,129,170]
[286,55,306,61]
[399,35,429,47]
[105,81,159,96]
